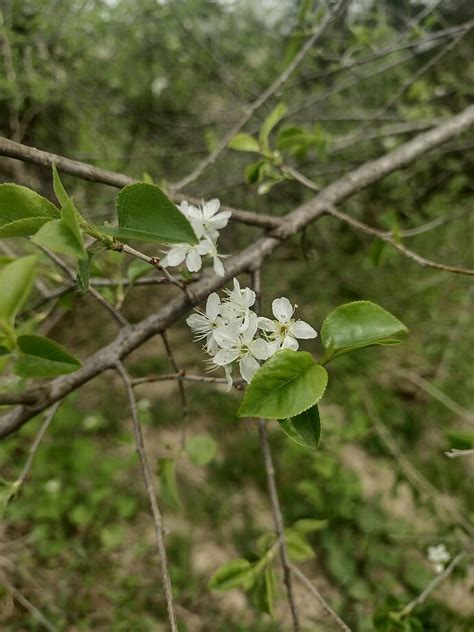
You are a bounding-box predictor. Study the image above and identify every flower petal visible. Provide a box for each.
[213,256,225,277]
[213,348,240,366]
[162,246,187,267]
[272,297,294,323]
[290,320,317,339]
[204,198,220,219]
[239,355,260,383]
[258,317,277,333]
[281,335,299,351]
[186,249,202,272]
[206,293,221,321]
[250,338,270,360]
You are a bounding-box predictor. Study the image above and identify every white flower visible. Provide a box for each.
[186,292,235,354]
[258,297,317,352]
[428,544,450,574]
[179,199,231,242]
[211,311,270,383]
[160,239,210,273]
[206,239,227,277]
[221,278,256,331]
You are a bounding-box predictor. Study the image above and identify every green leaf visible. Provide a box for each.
[250,565,276,617]
[0,184,58,229]
[292,518,328,533]
[127,259,151,282]
[238,350,328,420]
[320,301,408,359]
[0,217,52,238]
[14,334,82,377]
[158,458,182,511]
[279,405,321,449]
[61,199,86,257]
[185,434,218,466]
[245,159,268,185]
[285,530,315,562]
[52,164,70,206]
[32,216,85,260]
[229,133,262,153]
[209,558,257,591]
[0,478,17,519]
[0,255,36,324]
[77,254,92,292]
[110,183,197,245]
[259,103,288,148]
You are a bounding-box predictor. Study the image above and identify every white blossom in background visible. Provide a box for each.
[160,198,230,277]
[258,297,317,352]
[428,544,450,574]
[187,278,318,389]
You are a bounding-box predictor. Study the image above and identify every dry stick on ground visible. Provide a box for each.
[398,552,468,619]
[289,564,352,632]
[170,0,348,192]
[252,267,300,631]
[1,105,474,439]
[116,362,178,632]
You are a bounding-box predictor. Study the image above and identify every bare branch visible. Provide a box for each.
[290,564,352,632]
[115,362,178,632]
[1,105,474,438]
[0,136,279,230]
[1,577,59,632]
[161,332,189,447]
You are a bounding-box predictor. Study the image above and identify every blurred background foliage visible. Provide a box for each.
[0,0,473,629]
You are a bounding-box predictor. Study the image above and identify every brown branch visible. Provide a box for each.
[116,362,178,632]
[1,105,474,438]
[1,577,59,632]
[0,136,280,230]
[170,0,348,191]
[161,332,189,447]
[289,564,352,632]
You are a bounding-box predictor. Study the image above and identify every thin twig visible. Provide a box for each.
[116,362,178,632]
[398,552,468,618]
[15,402,62,491]
[445,449,474,459]
[289,564,352,632]
[161,332,189,448]
[132,372,242,387]
[252,267,300,631]
[171,0,348,191]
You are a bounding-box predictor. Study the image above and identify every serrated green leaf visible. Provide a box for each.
[114,183,197,245]
[14,334,81,377]
[0,255,36,324]
[321,301,408,359]
[52,164,70,206]
[158,457,182,511]
[238,350,328,420]
[0,184,58,228]
[279,405,321,449]
[185,434,217,466]
[259,103,288,148]
[209,558,257,591]
[32,218,85,259]
[229,133,262,153]
[0,217,52,238]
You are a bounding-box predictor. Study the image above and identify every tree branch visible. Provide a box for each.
[1,105,474,439]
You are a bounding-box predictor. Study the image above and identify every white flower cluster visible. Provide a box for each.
[161,199,230,277]
[187,278,317,389]
[427,544,450,574]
